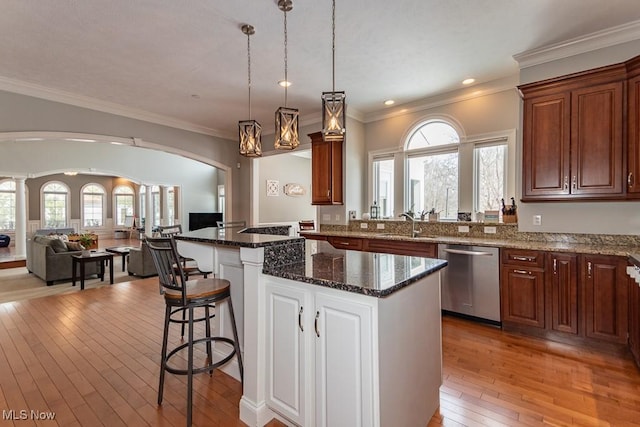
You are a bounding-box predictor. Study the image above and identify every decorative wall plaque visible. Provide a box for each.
[284,183,305,196]
[266,180,279,196]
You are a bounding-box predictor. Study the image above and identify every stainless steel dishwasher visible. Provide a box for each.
[438,244,500,324]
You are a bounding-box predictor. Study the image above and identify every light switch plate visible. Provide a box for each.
[360,222,368,229]
[376,223,385,229]
[484,226,497,234]
[458,225,470,233]
[322,214,330,221]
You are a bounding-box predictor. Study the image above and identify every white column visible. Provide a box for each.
[161,185,169,226]
[145,184,153,236]
[14,177,27,258]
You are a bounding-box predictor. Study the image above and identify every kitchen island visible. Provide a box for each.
[175,228,447,427]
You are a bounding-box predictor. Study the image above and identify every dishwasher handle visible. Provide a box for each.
[442,248,495,256]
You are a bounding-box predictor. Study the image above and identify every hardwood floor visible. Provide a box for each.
[0,279,638,426]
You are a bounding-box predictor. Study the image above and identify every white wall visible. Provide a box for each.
[257,152,315,224]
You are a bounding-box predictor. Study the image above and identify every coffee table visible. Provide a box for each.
[105,246,134,272]
[71,252,114,290]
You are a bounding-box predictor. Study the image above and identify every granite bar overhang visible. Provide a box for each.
[264,241,448,298]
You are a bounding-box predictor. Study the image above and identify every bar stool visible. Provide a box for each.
[145,236,243,426]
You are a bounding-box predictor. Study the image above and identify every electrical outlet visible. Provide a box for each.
[376,223,385,229]
[335,214,340,221]
[458,225,469,233]
[484,226,497,234]
[360,222,368,229]
[533,215,542,226]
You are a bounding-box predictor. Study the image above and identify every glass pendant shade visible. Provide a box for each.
[238,119,262,157]
[274,106,299,150]
[321,91,346,141]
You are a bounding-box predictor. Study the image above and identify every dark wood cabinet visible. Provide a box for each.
[500,265,546,329]
[520,65,626,201]
[326,236,362,251]
[629,274,640,366]
[627,57,640,196]
[547,252,579,335]
[501,248,546,329]
[365,238,436,257]
[582,254,629,344]
[310,132,343,205]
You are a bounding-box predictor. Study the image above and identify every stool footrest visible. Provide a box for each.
[163,336,237,376]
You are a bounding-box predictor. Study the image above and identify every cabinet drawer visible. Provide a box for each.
[327,236,363,251]
[501,248,545,268]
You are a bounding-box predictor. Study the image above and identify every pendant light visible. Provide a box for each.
[238,24,262,157]
[274,0,300,150]
[321,0,346,141]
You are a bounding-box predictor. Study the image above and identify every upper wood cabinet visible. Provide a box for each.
[627,56,640,196]
[520,64,626,201]
[310,132,343,205]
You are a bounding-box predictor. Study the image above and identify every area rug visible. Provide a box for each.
[0,265,148,304]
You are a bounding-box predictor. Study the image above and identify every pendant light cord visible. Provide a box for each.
[332,0,336,93]
[283,8,288,107]
[247,30,252,119]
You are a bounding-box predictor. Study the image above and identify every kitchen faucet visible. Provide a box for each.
[399,213,421,237]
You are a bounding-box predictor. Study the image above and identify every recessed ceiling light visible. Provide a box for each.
[462,78,475,85]
[384,100,395,106]
[278,80,292,87]
[64,171,78,176]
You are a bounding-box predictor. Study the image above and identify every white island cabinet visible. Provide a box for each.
[264,248,444,427]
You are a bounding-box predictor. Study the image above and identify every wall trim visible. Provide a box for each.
[513,19,640,69]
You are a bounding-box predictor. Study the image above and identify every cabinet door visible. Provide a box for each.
[500,266,545,328]
[312,138,333,204]
[265,281,311,426]
[547,253,579,335]
[570,81,624,196]
[522,92,571,199]
[314,293,374,427]
[582,255,629,343]
[311,133,343,205]
[629,275,640,364]
[628,71,640,195]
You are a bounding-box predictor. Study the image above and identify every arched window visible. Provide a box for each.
[42,182,69,228]
[114,185,135,226]
[0,180,16,231]
[82,183,106,228]
[405,120,460,220]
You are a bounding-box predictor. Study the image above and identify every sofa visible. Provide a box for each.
[26,235,99,285]
[127,241,158,277]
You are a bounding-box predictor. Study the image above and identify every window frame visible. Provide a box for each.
[0,179,16,231]
[472,138,509,213]
[113,184,135,227]
[372,154,395,219]
[81,183,106,229]
[41,181,70,229]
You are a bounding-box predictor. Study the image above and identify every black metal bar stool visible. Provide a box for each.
[146,236,243,427]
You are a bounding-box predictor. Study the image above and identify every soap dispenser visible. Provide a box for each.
[370,201,380,219]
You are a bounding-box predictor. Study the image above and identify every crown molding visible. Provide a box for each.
[363,75,519,124]
[0,76,236,140]
[513,19,640,69]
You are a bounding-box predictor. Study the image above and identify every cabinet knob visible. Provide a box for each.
[629,172,634,188]
[587,261,592,277]
[553,258,557,274]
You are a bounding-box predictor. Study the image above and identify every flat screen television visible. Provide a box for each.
[188,212,223,231]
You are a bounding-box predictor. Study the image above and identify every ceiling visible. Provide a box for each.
[1,0,640,140]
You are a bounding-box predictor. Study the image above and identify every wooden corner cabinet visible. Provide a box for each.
[310,132,343,205]
[627,56,640,196]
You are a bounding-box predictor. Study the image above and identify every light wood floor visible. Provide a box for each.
[0,278,639,426]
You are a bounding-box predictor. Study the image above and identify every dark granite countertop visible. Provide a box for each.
[175,226,303,248]
[302,230,640,257]
[629,254,640,267]
[263,241,447,298]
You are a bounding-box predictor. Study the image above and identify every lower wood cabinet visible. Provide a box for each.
[500,265,546,328]
[547,252,579,335]
[582,254,629,344]
[629,275,640,365]
[500,249,630,347]
[324,235,437,258]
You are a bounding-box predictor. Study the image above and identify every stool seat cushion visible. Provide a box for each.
[164,278,230,302]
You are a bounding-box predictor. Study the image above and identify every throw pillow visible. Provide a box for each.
[49,238,68,253]
[66,241,84,251]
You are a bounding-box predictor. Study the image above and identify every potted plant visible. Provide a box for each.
[78,233,94,255]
